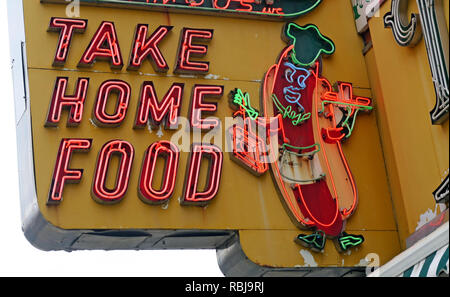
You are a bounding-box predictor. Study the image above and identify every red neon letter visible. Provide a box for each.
[92,80,131,127]
[138,141,180,205]
[48,17,87,66]
[45,77,89,127]
[92,140,134,204]
[186,0,205,6]
[181,143,223,206]
[128,24,173,72]
[190,84,223,130]
[78,21,123,69]
[213,0,231,9]
[47,138,92,205]
[174,28,213,74]
[230,117,269,176]
[134,81,184,129]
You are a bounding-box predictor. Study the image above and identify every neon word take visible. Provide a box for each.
[48,18,213,74]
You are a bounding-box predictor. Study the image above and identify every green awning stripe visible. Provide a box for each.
[403,266,414,277]
[435,246,449,276]
[419,251,437,277]
[402,245,449,277]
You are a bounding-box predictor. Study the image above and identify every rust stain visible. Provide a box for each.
[165,11,171,26]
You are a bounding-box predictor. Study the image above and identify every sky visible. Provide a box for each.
[0,1,224,277]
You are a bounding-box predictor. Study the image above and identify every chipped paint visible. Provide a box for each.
[416,203,447,231]
[355,257,370,267]
[204,74,221,80]
[156,126,163,138]
[299,249,318,267]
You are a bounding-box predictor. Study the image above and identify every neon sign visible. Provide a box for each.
[384,0,449,125]
[225,22,373,253]
[383,0,422,47]
[43,12,375,255]
[42,0,323,20]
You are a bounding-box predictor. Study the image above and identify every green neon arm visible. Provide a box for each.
[320,100,373,114]
[233,89,259,120]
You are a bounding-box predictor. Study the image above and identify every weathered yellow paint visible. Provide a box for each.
[23,0,400,268]
[444,0,449,31]
[365,1,449,249]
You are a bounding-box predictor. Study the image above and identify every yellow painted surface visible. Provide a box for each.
[24,0,400,268]
[366,1,449,249]
[444,0,449,31]
[239,230,400,268]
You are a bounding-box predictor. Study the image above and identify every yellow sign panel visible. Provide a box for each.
[12,0,401,275]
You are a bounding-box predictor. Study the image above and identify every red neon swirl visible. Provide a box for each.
[234,0,254,12]
[213,0,231,9]
[186,0,205,6]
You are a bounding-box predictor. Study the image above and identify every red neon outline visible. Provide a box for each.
[174,28,213,74]
[181,143,223,205]
[47,138,92,205]
[134,81,184,130]
[138,141,180,205]
[92,80,131,127]
[262,46,314,227]
[311,64,359,219]
[231,123,269,175]
[213,0,231,10]
[78,21,123,69]
[190,84,223,130]
[45,77,89,127]
[186,0,205,6]
[234,0,254,12]
[229,97,270,175]
[92,140,134,204]
[321,80,368,218]
[48,17,87,67]
[127,24,173,72]
[321,127,345,144]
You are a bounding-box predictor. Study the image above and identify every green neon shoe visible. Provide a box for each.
[294,230,326,252]
[335,232,364,253]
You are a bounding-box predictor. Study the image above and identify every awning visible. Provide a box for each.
[401,244,449,277]
[368,222,449,277]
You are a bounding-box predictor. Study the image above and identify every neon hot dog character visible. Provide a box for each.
[229,23,373,253]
